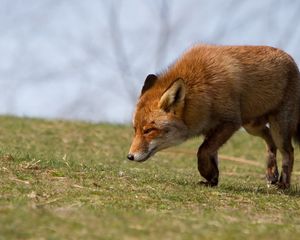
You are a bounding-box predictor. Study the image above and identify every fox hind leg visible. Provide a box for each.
[243,120,279,185]
[269,114,295,189]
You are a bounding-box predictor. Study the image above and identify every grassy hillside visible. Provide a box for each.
[0,116,300,239]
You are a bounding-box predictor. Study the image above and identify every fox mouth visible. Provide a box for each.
[135,147,157,162]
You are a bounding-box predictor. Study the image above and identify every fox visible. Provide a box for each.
[127,44,300,189]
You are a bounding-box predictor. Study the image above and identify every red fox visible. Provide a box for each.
[127,45,300,189]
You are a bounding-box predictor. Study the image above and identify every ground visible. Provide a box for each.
[0,116,300,239]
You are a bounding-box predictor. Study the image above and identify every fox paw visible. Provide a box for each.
[198,180,218,187]
[266,172,279,185]
[276,182,290,190]
[266,176,279,188]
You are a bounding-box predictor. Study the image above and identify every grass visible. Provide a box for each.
[0,116,300,239]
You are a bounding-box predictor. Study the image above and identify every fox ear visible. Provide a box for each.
[141,74,157,95]
[159,78,185,113]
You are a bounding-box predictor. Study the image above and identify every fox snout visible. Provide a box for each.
[126,152,151,162]
[127,152,151,162]
[127,154,134,161]
[127,132,161,162]
[127,142,156,162]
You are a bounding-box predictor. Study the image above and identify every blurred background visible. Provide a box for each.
[1,0,300,123]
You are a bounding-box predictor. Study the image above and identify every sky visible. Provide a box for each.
[0,0,300,123]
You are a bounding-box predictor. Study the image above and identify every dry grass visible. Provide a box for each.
[0,116,300,239]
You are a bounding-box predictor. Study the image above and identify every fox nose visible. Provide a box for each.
[127,154,134,161]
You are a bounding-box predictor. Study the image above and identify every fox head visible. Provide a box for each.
[127,74,189,162]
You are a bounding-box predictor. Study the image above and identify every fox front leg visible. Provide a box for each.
[197,122,240,187]
[197,150,219,186]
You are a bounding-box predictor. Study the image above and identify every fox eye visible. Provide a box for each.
[143,128,155,135]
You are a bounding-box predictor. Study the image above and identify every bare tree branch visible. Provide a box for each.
[108,0,137,103]
[276,0,300,48]
[155,0,171,69]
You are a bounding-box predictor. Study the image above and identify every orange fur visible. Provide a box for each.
[128,44,300,188]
